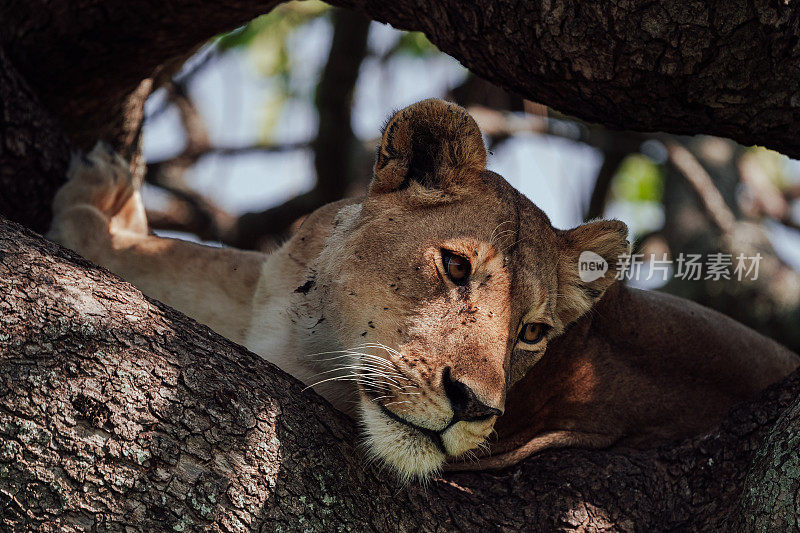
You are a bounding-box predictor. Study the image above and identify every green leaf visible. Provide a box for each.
[395,32,437,57]
[611,154,664,203]
[216,1,329,54]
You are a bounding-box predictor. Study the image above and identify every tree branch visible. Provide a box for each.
[0,47,71,233]
[664,140,738,234]
[330,0,800,158]
[585,150,630,221]
[5,1,800,230]
[2,217,800,530]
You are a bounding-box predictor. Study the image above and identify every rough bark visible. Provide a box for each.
[733,392,800,531]
[2,217,800,531]
[0,47,70,234]
[337,0,800,158]
[4,0,800,160]
[0,0,281,149]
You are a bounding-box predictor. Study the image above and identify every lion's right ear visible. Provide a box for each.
[555,220,630,328]
[369,99,487,194]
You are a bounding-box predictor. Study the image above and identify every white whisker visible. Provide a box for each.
[310,365,403,384]
[383,400,412,407]
[489,220,515,244]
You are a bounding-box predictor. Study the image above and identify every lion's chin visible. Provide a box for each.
[359,400,446,482]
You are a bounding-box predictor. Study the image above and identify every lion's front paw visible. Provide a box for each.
[52,141,137,219]
[48,141,147,255]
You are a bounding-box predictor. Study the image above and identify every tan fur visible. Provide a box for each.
[49,101,799,481]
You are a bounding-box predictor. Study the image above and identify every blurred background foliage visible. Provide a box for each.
[141,2,800,350]
[612,155,664,205]
[216,1,330,141]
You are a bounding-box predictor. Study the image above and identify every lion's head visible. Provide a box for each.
[299,99,628,480]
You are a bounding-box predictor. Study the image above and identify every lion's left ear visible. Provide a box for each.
[555,220,630,327]
[369,99,487,195]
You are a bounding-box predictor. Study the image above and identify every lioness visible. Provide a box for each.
[48,99,798,481]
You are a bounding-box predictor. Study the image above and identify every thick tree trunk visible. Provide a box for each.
[3,0,800,231]
[335,0,800,158]
[4,0,800,157]
[1,217,799,531]
[0,48,70,234]
[732,392,800,531]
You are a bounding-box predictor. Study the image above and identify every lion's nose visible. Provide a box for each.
[442,367,503,421]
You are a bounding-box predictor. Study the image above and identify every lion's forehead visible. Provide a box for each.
[327,173,560,335]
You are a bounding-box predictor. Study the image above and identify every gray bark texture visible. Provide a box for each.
[733,392,800,531]
[1,217,800,531]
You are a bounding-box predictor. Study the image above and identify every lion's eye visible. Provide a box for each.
[519,323,548,344]
[441,250,471,285]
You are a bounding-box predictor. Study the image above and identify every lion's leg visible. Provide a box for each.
[48,142,147,259]
[444,430,620,472]
[48,143,266,343]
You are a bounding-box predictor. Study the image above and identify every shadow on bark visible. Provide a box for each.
[1,217,798,531]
